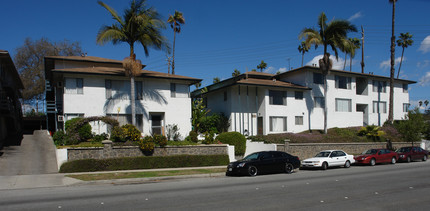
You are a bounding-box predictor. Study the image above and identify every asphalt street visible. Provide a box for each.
[0,160,429,210]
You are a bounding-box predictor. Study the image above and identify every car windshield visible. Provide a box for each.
[396,147,411,153]
[243,153,259,161]
[315,151,331,157]
[362,149,378,155]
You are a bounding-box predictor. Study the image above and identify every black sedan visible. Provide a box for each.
[226,151,300,176]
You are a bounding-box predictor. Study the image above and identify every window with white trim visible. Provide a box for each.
[269,90,287,105]
[372,80,386,93]
[335,75,351,89]
[373,101,387,113]
[65,78,83,94]
[403,103,410,112]
[295,116,303,125]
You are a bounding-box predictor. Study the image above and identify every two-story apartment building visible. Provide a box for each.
[0,50,24,148]
[192,66,415,136]
[44,55,201,138]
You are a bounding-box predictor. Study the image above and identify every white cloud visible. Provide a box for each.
[379,57,403,70]
[264,66,288,74]
[418,71,430,86]
[418,35,430,53]
[306,55,345,70]
[417,60,430,69]
[348,12,363,22]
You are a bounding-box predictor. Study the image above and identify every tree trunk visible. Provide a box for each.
[130,44,136,127]
[397,47,404,78]
[350,56,353,71]
[172,24,177,75]
[323,74,328,134]
[388,0,396,124]
[344,53,347,70]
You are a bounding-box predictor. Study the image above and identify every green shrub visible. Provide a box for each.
[53,131,66,146]
[358,125,385,141]
[153,134,168,147]
[166,124,181,141]
[216,132,246,156]
[167,140,198,146]
[139,136,155,152]
[122,124,141,142]
[92,133,109,143]
[64,118,93,142]
[110,126,126,142]
[189,131,198,143]
[59,154,230,173]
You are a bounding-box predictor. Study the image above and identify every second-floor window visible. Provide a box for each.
[313,73,324,84]
[269,90,286,105]
[403,84,408,93]
[373,80,386,93]
[105,80,142,100]
[335,75,351,89]
[295,91,303,100]
[170,83,176,98]
[403,103,410,112]
[65,78,83,94]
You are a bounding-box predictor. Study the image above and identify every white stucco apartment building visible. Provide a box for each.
[192,66,415,136]
[44,55,201,138]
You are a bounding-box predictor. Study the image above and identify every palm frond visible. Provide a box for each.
[96,25,126,45]
[98,1,124,26]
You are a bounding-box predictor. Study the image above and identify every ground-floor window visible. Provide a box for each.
[335,98,352,112]
[107,114,143,131]
[150,113,164,135]
[372,101,387,113]
[403,103,410,112]
[295,116,303,125]
[269,116,287,132]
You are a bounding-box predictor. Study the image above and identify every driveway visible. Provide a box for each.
[0,130,58,176]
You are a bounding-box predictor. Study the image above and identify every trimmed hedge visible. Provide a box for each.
[216,132,246,156]
[59,154,229,173]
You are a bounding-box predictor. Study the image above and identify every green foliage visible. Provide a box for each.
[121,124,141,142]
[153,134,168,147]
[192,98,210,133]
[188,131,198,143]
[394,108,426,145]
[110,126,126,142]
[358,125,385,141]
[167,140,198,146]
[53,131,66,146]
[199,113,230,134]
[91,133,109,143]
[139,136,155,152]
[202,132,215,144]
[257,60,267,72]
[166,124,180,141]
[59,154,230,173]
[64,118,93,142]
[216,132,246,156]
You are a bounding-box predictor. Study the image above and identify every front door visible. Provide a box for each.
[257,117,263,135]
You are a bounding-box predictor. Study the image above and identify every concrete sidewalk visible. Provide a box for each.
[0,166,226,190]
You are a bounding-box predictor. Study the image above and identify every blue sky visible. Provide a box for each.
[1,0,430,109]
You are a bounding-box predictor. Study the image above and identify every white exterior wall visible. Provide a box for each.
[61,74,192,139]
[230,86,259,136]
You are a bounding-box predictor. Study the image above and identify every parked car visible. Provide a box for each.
[226,151,300,176]
[354,149,398,166]
[396,147,429,162]
[301,150,355,170]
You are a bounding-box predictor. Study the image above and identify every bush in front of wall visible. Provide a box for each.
[110,126,126,142]
[153,134,168,147]
[64,117,93,142]
[91,133,109,143]
[59,154,230,173]
[53,130,66,146]
[139,136,155,152]
[122,124,141,142]
[216,132,246,156]
[189,131,198,143]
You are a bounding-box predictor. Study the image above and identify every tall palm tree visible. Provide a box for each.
[396,32,413,78]
[257,60,267,72]
[232,69,241,77]
[97,0,168,126]
[167,10,185,75]
[348,38,361,71]
[299,12,357,134]
[298,41,309,67]
[388,0,397,124]
[213,77,220,84]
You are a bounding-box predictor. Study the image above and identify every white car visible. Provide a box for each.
[301,150,355,170]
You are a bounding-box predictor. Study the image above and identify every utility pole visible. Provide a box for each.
[287,58,291,70]
[361,25,365,74]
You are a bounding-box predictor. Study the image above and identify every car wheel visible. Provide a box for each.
[407,156,411,163]
[344,160,351,168]
[248,166,257,176]
[370,158,376,166]
[285,163,294,174]
[391,157,396,164]
[423,155,427,162]
[321,162,328,170]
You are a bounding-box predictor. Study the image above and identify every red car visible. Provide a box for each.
[396,147,428,162]
[354,149,398,166]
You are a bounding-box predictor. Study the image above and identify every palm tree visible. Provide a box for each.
[213,77,220,84]
[298,41,309,67]
[348,38,361,71]
[299,12,357,134]
[257,60,267,72]
[232,69,241,77]
[97,0,168,126]
[396,32,413,78]
[388,0,397,124]
[167,10,185,75]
